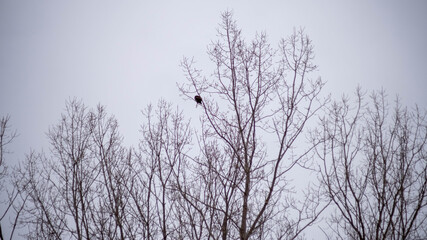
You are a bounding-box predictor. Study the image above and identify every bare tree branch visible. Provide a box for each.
[177,11,328,240]
[316,89,427,240]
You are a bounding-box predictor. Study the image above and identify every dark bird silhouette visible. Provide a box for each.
[194,95,203,104]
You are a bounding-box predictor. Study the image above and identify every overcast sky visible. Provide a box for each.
[1,0,427,154]
[1,1,427,238]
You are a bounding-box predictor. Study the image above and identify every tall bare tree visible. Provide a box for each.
[315,89,427,239]
[177,11,327,240]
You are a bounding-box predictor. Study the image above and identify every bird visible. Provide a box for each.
[194,95,203,104]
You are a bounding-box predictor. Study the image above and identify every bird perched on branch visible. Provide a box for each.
[194,95,203,105]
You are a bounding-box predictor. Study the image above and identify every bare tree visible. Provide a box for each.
[126,100,192,239]
[17,99,133,239]
[0,115,25,240]
[17,99,98,239]
[177,11,328,240]
[315,89,427,240]
[90,104,133,239]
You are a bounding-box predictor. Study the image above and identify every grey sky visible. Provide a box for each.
[1,1,427,153]
[1,1,427,238]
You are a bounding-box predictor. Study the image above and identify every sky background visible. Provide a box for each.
[1,0,427,238]
[1,0,427,152]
